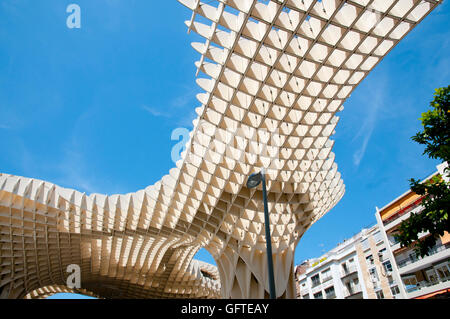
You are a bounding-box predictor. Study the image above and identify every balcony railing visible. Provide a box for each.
[383,196,425,226]
[341,265,358,278]
[397,244,447,268]
[387,233,402,247]
[326,292,336,299]
[344,284,362,298]
[322,274,333,283]
[405,275,450,294]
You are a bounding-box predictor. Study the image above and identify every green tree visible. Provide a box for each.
[394,85,450,257]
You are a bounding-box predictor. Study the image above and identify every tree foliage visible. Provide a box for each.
[395,86,450,257]
[411,86,450,163]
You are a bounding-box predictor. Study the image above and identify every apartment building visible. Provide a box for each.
[375,163,450,299]
[296,224,402,299]
[296,163,449,299]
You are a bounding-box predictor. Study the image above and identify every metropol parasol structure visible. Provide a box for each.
[0,0,442,299]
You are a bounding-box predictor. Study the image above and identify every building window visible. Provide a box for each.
[361,238,369,250]
[426,269,439,284]
[403,276,417,286]
[341,262,348,272]
[345,278,360,296]
[369,267,379,282]
[382,260,392,273]
[373,231,383,243]
[388,234,399,245]
[390,285,400,296]
[325,286,335,299]
[321,268,332,282]
[313,291,323,299]
[302,294,310,299]
[311,274,320,287]
[366,255,374,266]
[387,274,395,285]
[436,263,450,280]
[403,275,418,293]
[376,290,385,299]
[378,247,386,261]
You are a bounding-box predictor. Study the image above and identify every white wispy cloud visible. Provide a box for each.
[352,77,386,168]
[352,128,373,167]
[141,105,171,118]
[170,87,198,109]
[140,86,198,127]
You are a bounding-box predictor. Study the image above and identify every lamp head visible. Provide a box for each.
[246,172,262,189]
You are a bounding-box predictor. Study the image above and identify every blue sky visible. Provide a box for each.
[1,1,449,298]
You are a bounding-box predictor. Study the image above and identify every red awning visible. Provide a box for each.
[414,288,450,299]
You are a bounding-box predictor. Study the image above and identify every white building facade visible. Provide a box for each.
[296,224,403,299]
[375,163,450,299]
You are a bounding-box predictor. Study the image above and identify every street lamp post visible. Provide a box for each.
[246,168,276,299]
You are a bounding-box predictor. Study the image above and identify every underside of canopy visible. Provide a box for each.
[0,0,441,299]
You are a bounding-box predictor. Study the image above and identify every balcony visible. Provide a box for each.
[389,236,400,246]
[344,284,363,299]
[391,231,430,252]
[325,292,336,299]
[322,274,333,283]
[383,196,425,228]
[405,276,450,298]
[397,244,448,273]
[341,265,358,278]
